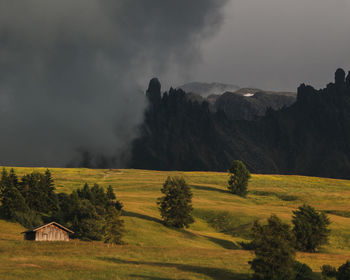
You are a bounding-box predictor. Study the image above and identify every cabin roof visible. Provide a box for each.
[21,222,74,234]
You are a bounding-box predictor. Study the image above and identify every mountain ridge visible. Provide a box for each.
[131,69,350,179]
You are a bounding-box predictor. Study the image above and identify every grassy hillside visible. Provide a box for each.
[1,168,350,279]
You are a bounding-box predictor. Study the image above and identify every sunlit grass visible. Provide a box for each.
[1,167,350,279]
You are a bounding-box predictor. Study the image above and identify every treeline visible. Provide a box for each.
[0,168,124,243]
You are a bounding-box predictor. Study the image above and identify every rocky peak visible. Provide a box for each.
[335,68,346,85]
[146,78,161,104]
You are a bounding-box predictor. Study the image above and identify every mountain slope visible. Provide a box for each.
[178,82,296,120]
[178,82,240,97]
[215,90,296,120]
[131,69,350,179]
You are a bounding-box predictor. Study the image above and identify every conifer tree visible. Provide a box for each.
[292,204,331,252]
[157,176,194,228]
[20,172,57,213]
[106,185,123,210]
[0,168,42,227]
[0,168,27,219]
[8,169,19,188]
[0,183,29,220]
[0,168,9,197]
[0,168,18,196]
[90,183,107,206]
[44,169,54,191]
[250,215,296,280]
[228,160,251,197]
[103,206,124,244]
[106,185,116,200]
[44,169,58,212]
[78,183,92,200]
[70,198,103,241]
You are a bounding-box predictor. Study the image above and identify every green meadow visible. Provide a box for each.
[1,167,350,279]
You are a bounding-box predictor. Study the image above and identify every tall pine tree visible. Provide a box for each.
[157,177,194,228]
[228,160,251,197]
[103,206,124,244]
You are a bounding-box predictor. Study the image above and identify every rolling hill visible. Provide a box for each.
[1,167,350,279]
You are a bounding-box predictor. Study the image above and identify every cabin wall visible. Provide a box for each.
[35,224,69,241]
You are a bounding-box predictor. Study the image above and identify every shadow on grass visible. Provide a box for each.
[201,235,240,250]
[228,223,255,239]
[322,210,350,218]
[249,190,298,201]
[122,211,163,224]
[99,257,250,280]
[237,241,254,250]
[122,211,198,239]
[191,185,230,195]
[129,275,187,280]
[173,228,198,239]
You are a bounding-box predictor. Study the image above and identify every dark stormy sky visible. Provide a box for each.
[194,0,350,91]
[0,0,227,167]
[0,0,349,167]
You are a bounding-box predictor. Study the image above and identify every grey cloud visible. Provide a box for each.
[196,0,350,91]
[0,0,228,167]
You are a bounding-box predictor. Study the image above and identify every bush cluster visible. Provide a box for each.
[53,183,124,242]
[322,261,350,280]
[250,204,332,280]
[0,168,124,243]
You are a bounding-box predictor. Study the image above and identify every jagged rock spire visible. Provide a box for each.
[335,68,346,85]
[146,78,161,104]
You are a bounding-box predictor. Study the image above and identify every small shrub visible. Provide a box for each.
[238,241,255,250]
[321,264,337,279]
[278,194,299,202]
[294,261,314,280]
[337,261,350,280]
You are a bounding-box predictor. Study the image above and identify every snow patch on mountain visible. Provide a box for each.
[178,82,240,97]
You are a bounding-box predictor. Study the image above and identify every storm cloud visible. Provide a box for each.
[196,0,350,91]
[0,0,228,167]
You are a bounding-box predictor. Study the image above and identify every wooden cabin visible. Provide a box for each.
[22,222,74,241]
